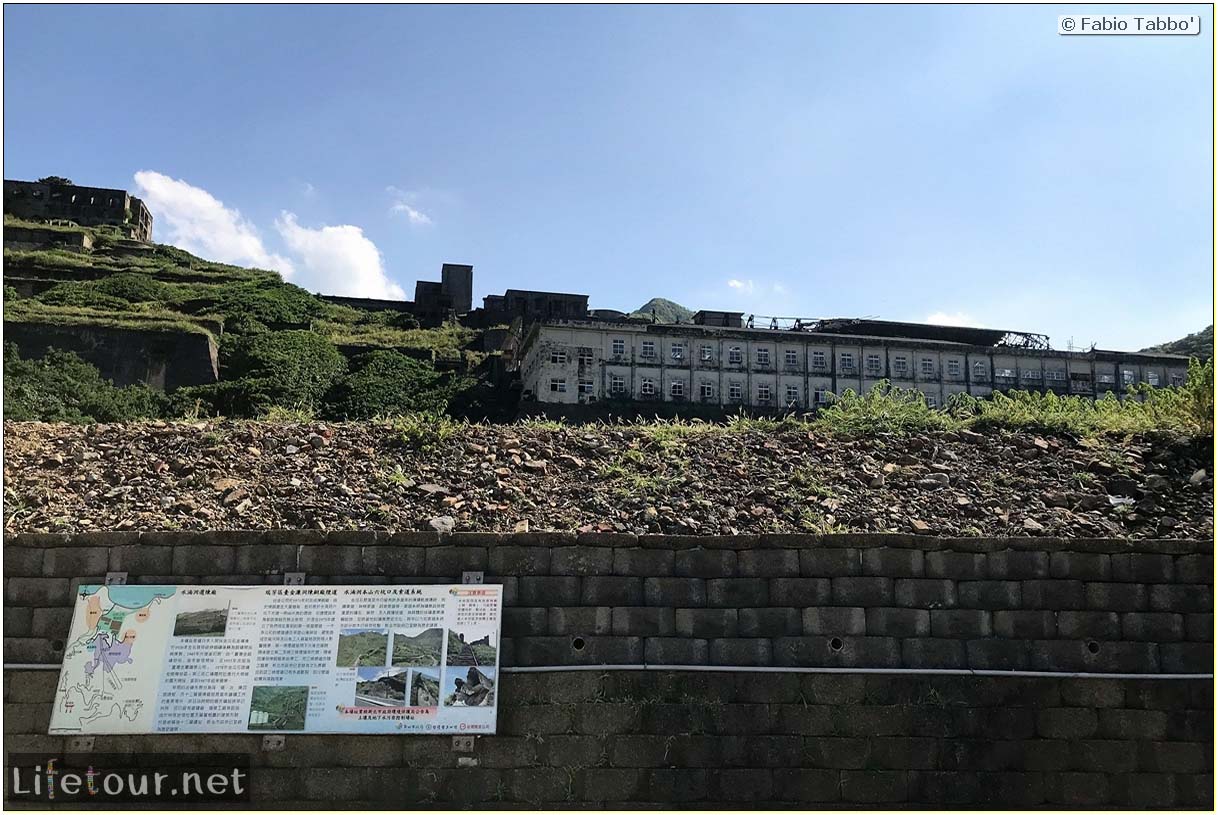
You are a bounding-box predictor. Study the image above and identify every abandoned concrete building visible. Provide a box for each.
[482,289,590,321]
[415,262,474,321]
[318,263,474,326]
[4,179,153,241]
[517,313,1192,410]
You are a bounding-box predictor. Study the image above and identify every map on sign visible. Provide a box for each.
[49,584,502,735]
[55,585,177,733]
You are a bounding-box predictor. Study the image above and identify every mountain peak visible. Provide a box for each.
[629,297,694,324]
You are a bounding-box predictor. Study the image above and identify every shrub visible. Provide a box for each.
[393,411,462,451]
[3,344,168,423]
[93,273,170,303]
[209,284,325,327]
[812,382,954,436]
[213,331,347,415]
[37,282,130,311]
[324,350,449,419]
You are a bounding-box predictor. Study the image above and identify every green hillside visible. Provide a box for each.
[629,297,693,324]
[3,217,492,422]
[1142,325,1213,360]
[391,627,443,666]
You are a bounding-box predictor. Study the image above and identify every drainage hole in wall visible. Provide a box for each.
[829,637,844,652]
[571,637,586,652]
[1086,640,1100,655]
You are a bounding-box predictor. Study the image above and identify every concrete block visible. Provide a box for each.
[643,577,705,607]
[611,607,675,636]
[710,638,772,666]
[1110,553,1173,582]
[987,550,1049,579]
[866,607,930,637]
[549,545,614,575]
[170,546,236,575]
[581,576,643,606]
[1021,579,1085,609]
[707,578,769,607]
[1049,552,1112,581]
[738,607,800,637]
[675,549,737,578]
[43,547,111,576]
[831,576,893,606]
[993,610,1055,639]
[1086,581,1149,611]
[768,577,831,606]
[488,545,550,575]
[644,637,708,665]
[675,608,738,638]
[548,606,612,635]
[423,545,487,576]
[1149,584,1212,613]
[902,638,967,669]
[863,548,924,577]
[519,576,581,606]
[1057,611,1121,640]
[925,551,986,579]
[737,549,799,577]
[894,579,957,608]
[957,580,1021,609]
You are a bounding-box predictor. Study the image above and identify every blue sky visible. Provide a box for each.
[4,4,1212,350]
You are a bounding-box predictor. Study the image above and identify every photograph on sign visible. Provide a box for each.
[49,584,503,735]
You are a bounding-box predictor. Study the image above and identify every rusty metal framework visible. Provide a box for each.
[740,315,1054,350]
[995,331,1053,351]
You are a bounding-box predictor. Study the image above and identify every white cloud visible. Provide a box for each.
[134,171,410,299]
[133,171,294,274]
[727,278,756,294]
[387,186,433,226]
[275,213,406,300]
[925,311,987,328]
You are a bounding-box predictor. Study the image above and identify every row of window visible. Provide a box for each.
[549,376,945,406]
[547,369,1179,401]
[548,344,1177,386]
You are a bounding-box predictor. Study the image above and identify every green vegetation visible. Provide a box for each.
[391,628,444,666]
[394,411,463,451]
[613,362,1214,441]
[4,215,88,235]
[225,331,348,409]
[317,318,475,362]
[447,630,497,666]
[336,629,389,667]
[410,671,441,706]
[4,344,170,423]
[6,299,217,336]
[172,607,229,637]
[4,225,497,421]
[325,350,450,419]
[812,383,956,436]
[247,686,308,730]
[947,359,1214,436]
[1142,325,1213,360]
[630,297,694,323]
[356,670,407,704]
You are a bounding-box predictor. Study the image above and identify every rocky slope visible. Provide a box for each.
[3,420,1212,539]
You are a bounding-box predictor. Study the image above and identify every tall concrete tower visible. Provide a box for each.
[440,263,473,314]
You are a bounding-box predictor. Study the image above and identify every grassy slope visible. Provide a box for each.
[1142,325,1213,359]
[4,224,480,355]
[630,297,694,323]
